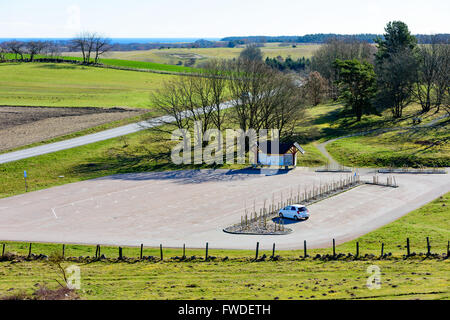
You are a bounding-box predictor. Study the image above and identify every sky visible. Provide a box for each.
[1,0,449,38]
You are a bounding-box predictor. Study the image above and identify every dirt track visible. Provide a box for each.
[0,106,146,151]
[0,168,448,250]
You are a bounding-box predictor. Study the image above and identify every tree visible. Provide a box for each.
[334,59,377,121]
[414,35,450,113]
[0,45,7,61]
[43,41,61,58]
[227,59,305,139]
[71,32,109,64]
[4,40,25,60]
[93,36,111,64]
[25,41,47,61]
[375,21,417,62]
[304,71,328,106]
[311,38,376,99]
[239,44,263,62]
[375,21,418,118]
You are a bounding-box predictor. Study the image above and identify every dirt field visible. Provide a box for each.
[0,168,448,250]
[0,106,146,151]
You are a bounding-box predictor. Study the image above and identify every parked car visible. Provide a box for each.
[278,204,309,221]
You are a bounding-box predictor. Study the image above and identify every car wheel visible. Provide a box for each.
[304,217,309,220]
[294,216,299,221]
[279,213,283,218]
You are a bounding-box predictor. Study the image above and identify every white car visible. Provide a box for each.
[278,204,310,221]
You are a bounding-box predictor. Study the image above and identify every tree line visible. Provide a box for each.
[307,21,449,120]
[221,33,450,44]
[0,32,111,64]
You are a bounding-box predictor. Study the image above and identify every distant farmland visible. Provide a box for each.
[66,43,321,67]
[0,63,176,108]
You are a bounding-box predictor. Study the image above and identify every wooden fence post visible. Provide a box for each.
[98,245,101,258]
[255,242,259,261]
[426,237,431,255]
[140,244,143,260]
[272,243,275,258]
[205,242,209,261]
[406,238,410,256]
[160,244,163,261]
[119,247,123,260]
[304,240,307,258]
[381,243,384,257]
[62,244,65,259]
[28,243,32,258]
[2,244,5,257]
[183,244,186,259]
[356,242,359,258]
[447,240,449,258]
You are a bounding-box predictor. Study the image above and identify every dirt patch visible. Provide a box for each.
[0,106,147,151]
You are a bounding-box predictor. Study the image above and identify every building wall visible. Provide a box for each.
[258,152,294,166]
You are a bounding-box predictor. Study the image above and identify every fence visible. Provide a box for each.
[1,237,449,262]
[224,174,399,235]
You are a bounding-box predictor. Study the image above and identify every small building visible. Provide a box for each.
[256,141,305,167]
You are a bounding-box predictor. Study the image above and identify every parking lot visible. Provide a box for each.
[0,168,448,249]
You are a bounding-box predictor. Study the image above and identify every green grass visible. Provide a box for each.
[1,193,448,300]
[0,62,176,108]
[4,53,197,73]
[327,123,450,167]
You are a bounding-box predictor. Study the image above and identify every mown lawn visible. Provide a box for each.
[0,193,448,300]
[0,63,176,108]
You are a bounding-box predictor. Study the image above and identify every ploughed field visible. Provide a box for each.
[0,106,146,151]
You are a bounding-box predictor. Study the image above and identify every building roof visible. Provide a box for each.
[257,141,305,154]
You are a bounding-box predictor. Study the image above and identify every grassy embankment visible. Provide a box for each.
[1,193,448,300]
[298,103,450,167]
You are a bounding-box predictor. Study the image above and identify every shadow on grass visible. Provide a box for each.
[34,64,79,70]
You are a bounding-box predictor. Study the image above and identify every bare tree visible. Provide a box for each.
[0,45,7,62]
[311,38,376,99]
[414,35,450,113]
[4,40,25,60]
[43,41,62,58]
[93,36,111,64]
[25,41,47,61]
[227,58,305,139]
[304,71,329,106]
[202,59,228,132]
[70,32,99,64]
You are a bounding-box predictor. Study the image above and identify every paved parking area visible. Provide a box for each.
[0,168,448,249]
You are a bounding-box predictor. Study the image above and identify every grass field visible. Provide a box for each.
[66,43,321,67]
[327,124,450,168]
[0,63,176,108]
[1,193,448,300]
[4,53,197,73]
